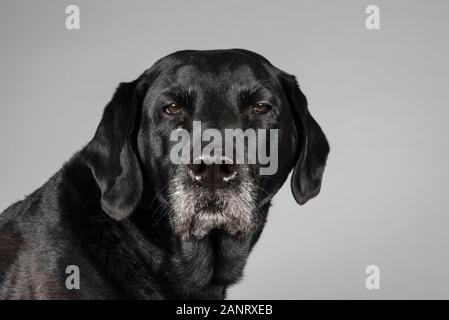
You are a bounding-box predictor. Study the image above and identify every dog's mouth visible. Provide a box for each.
[167,166,258,240]
[202,195,223,211]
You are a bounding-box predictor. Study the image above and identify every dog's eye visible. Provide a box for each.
[252,102,271,114]
[163,102,183,115]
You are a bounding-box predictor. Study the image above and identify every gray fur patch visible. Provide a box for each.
[168,166,257,240]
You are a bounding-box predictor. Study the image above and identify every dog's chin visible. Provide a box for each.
[168,179,258,241]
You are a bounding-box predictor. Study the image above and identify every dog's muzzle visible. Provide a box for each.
[167,160,257,240]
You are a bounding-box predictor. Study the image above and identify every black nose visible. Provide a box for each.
[188,161,239,192]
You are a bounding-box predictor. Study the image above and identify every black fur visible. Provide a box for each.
[0,49,329,299]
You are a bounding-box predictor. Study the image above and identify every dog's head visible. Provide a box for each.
[84,49,329,240]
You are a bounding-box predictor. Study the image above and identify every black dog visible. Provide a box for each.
[0,49,329,299]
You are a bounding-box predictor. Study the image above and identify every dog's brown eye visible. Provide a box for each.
[163,102,183,115]
[252,103,271,114]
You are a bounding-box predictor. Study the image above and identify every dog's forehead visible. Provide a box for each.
[156,50,273,86]
[171,65,260,86]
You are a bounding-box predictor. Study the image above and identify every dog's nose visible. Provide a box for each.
[188,161,239,191]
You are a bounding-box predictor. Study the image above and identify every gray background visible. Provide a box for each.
[1,0,448,299]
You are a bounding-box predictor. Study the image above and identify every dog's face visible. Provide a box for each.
[84,49,329,241]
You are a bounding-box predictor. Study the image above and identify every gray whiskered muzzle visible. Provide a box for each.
[168,165,258,240]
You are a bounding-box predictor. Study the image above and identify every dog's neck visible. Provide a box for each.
[128,197,268,299]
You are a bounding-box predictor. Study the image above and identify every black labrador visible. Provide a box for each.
[0,49,329,299]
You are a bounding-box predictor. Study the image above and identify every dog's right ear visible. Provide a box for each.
[280,72,330,205]
[83,79,145,221]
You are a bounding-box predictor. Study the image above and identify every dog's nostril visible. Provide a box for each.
[217,163,239,184]
[219,163,238,178]
[189,162,207,175]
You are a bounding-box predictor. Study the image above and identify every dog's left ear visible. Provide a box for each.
[280,72,330,205]
[83,79,145,220]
